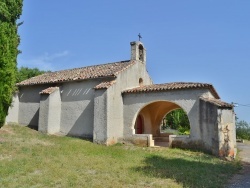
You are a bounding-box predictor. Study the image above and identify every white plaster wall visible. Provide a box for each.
[60,80,101,137]
[104,61,152,144]
[199,99,219,154]
[38,95,49,133]
[117,61,152,89]
[48,89,61,134]
[123,89,214,140]
[93,90,108,143]
[218,109,236,156]
[18,85,49,126]
[6,93,19,124]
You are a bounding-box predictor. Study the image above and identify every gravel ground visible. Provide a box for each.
[227,141,250,188]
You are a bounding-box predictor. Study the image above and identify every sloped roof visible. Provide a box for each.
[122,82,220,99]
[40,87,59,95]
[200,97,233,108]
[94,80,116,89]
[17,60,135,86]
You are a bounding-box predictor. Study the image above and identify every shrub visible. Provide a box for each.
[162,109,190,135]
[236,120,250,140]
[0,0,23,127]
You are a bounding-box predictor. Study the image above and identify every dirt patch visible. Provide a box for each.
[0,138,5,143]
[29,138,54,146]
[0,154,12,161]
[0,127,15,135]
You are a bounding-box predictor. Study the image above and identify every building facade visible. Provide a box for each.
[6,41,236,157]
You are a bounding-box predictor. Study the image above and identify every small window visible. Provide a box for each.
[139,44,144,61]
[139,78,143,86]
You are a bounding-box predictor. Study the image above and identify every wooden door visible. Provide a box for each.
[135,115,143,134]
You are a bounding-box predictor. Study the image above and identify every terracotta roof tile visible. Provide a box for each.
[94,80,116,89]
[40,87,59,95]
[122,82,220,99]
[17,60,135,86]
[200,97,233,108]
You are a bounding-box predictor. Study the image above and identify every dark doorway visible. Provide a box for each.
[135,115,144,134]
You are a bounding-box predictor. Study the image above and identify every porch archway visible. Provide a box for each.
[133,100,191,145]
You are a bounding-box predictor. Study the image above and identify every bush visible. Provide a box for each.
[236,120,250,140]
[0,0,23,127]
[162,109,190,135]
[178,126,190,135]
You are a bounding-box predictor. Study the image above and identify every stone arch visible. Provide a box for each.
[123,91,201,141]
[132,100,191,137]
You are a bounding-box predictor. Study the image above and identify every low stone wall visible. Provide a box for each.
[124,134,154,147]
[169,135,213,154]
[169,135,190,148]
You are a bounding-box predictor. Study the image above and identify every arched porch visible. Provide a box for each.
[122,85,236,157]
[133,101,190,146]
[123,88,201,142]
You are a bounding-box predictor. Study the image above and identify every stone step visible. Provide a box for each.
[154,141,169,147]
[153,136,169,142]
[159,133,174,137]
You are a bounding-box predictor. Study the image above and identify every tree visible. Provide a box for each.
[164,109,190,134]
[236,120,250,140]
[17,67,47,83]
[0,0,23,127]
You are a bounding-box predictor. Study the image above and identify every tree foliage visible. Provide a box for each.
[0,0,23,127]
[236,120,250,140]
[162,109,190,134]
[17,67,47,83]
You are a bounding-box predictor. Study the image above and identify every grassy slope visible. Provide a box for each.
[0,125,240,188]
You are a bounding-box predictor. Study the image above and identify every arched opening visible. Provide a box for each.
[138,44,144,61]
[161,109,190,135]
[139,78,143,86]
[135,115,144,134]
[133,101,191,146]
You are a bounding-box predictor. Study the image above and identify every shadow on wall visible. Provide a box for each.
[66,101,94,139]
[27,109,39,129]
[132,155,237,188]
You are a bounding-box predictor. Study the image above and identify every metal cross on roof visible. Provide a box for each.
[138,33,142,41]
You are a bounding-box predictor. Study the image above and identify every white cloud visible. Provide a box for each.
[18,50,69,71]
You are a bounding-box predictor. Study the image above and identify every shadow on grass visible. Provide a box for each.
[25,124,93,143]
[27,124,38,131]
[66,134,93,142]
[133,155,237,188]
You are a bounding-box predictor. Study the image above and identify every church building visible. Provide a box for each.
[6,41,236,157]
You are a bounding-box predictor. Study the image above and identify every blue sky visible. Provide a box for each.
[18,1,250,122]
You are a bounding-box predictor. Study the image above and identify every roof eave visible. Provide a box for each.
[16,75,117,87]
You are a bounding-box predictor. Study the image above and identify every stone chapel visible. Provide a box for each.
[6,41,236,157]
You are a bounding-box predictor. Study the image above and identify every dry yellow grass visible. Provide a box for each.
[0,124,240,188]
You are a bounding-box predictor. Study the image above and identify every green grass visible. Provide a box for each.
[0,124,241,188]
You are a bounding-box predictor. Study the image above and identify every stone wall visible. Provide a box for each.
[94,60,152,145]
[169,99,236,157]
[39,88,61,134]
[124,134,154,147]
[198,99,236,157]
[217,109,236,157]
[60,80,101,138]
[16,85,51,127]
[93,89,108,143]
[6,93,19,124]
[199,99,219,155]
[122,89,214,141]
